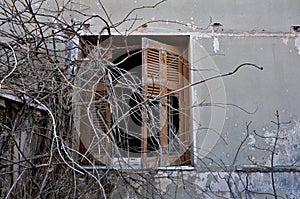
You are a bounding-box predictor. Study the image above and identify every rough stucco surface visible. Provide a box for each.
[193,36,300,165]
[65,0,300,198]
[108,121,300,198]
[109,170,300,199]
[189,34,300,198]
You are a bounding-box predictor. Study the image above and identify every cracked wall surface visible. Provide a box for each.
[68,0,300,198]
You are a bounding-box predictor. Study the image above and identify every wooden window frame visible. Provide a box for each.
[77,36,191,169]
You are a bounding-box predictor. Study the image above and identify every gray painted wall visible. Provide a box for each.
[70,0,300,33]
[68,0,300,198]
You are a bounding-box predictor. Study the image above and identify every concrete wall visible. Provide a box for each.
[69,0,300,198]
[70,0,300,33]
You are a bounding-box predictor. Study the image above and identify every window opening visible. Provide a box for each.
[77,36,190,168]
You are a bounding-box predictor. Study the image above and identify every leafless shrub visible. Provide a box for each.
[1,1,287,199]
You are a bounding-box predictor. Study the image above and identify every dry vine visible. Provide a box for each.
[2,1,292,199]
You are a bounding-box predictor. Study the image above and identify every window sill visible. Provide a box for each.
[80,165,195,171]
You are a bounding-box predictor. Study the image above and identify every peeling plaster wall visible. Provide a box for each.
[188,32,300,198]
[68,0,300,198]
[109,171,300,199]
[192,36,300,166]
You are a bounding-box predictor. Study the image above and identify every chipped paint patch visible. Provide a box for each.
[247,134,256,146]
[213,37,219,53]
[274,120,300,165]
[281,37,288,45]
[295,37,300,55]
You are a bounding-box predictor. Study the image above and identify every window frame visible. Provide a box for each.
[76,34,192,169]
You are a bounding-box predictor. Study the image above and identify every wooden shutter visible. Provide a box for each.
[78,71,112,166]
[93,83,112,162]
[142,38,189,168]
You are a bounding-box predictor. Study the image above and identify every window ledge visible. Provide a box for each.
[157,165,195,171]
[80,165,195,171]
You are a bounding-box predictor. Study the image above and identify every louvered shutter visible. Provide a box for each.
[76,63,112,166]
[142,38,190,168]
[77,38,189,168]
[93,83,112,163]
